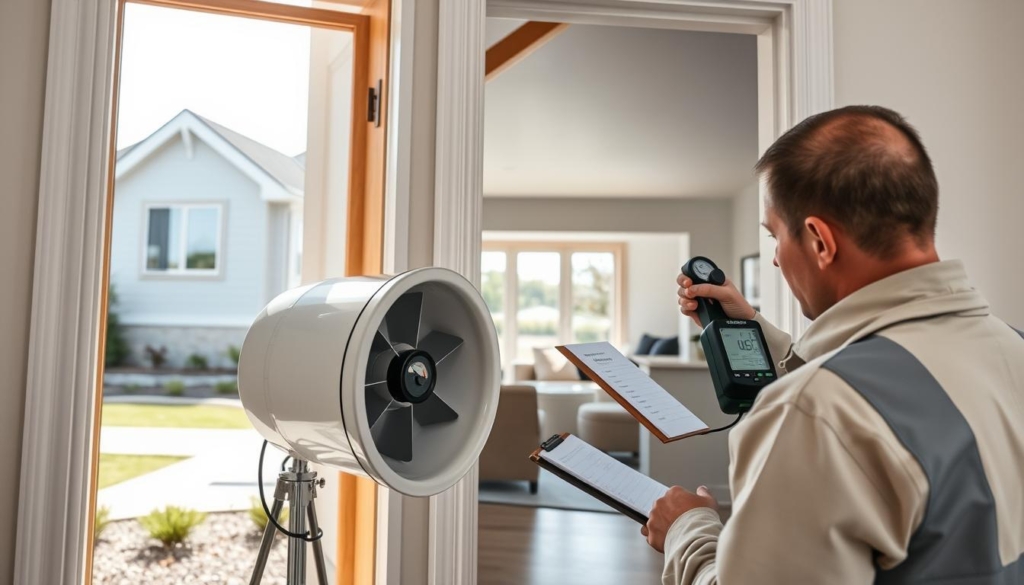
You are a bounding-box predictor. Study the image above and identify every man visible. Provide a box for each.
[643,105,1024,584]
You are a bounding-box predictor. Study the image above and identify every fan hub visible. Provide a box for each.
[386,349,438,404]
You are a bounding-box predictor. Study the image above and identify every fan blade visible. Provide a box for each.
[366,387,392,428]
[413,394,459,426]
[384,291,423,347]
[372,329,398,357]
[366,331,397,384]
[417,330,463,364]
[371,406,413,462]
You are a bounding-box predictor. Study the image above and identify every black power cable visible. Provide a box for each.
[704,412,744,434]
[258,440,323,542]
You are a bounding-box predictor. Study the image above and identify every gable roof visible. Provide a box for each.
[194,114,305,193]
[116,109,305,200]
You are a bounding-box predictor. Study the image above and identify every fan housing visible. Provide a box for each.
[238,267,500,497]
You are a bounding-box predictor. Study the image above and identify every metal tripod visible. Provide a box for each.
[249,458,329,585]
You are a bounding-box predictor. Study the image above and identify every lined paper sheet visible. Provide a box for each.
[540,435,669,517]
[560,342,708,440]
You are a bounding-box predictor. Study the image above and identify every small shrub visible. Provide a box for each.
[122,383,141,395]
[164,380,185,397]
[105,286,131,367]
[214,380,237,395]
[226,345,241,366]
[185,353,209,370]
[139,506,206,548]
[95,505,112,541]
[248,497,287,532]
[144,345,168,369]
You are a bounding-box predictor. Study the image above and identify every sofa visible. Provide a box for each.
[478,384,542,493]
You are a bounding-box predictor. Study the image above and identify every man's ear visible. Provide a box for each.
[804,217,837,269]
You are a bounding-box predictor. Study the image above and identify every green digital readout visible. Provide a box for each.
[719,328,770,371]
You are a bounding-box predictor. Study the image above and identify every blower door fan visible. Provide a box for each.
[365,291,464,462]
[237,267,501,497]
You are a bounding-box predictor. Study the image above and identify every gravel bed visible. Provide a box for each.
[93,512,290,584]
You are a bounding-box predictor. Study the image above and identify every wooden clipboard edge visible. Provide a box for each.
[528,434,649,525]
[555,345,709,443]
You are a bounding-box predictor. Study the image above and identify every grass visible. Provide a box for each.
[102,403,252,429]
[98,454,187,489]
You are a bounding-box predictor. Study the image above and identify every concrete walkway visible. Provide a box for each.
[99,425,290,520]
[103,395,243,407]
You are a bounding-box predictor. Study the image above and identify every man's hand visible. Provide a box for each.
[677,274,756,329]
[642,485,718,553]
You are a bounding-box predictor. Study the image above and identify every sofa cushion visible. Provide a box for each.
[635,333,660,355]
[650,336,679,356]
[532,347,579,381]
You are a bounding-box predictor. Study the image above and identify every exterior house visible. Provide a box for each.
[110,109,304,368]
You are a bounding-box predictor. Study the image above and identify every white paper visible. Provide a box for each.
[561,341,708,439]
[540,434,669,516]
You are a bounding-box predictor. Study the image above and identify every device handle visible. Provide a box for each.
[681,257,730,327]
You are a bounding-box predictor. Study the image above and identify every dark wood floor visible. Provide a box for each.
[478,503,665,585]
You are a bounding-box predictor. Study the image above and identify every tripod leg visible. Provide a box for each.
[250,498,285,585]
[307,502,329,585]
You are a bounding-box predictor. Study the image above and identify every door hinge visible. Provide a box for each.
[367,79,382,127]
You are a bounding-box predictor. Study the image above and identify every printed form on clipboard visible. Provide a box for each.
[531,433,669,524]
[557,342,709,442]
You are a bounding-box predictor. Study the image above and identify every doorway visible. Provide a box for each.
[91,0,381,583]
[424,0,832,581]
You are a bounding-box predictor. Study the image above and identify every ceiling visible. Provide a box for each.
[484,19,758,199]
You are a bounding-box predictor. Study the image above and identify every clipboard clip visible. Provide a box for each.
[541,434,565,451]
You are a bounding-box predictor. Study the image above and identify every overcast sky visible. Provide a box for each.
[117,2,325,156]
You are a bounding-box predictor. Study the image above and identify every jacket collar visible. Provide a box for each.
[783,260,989,369]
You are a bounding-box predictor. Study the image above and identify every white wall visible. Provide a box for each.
[834,0,1024,327]
[0,0,49,579]
[111,136,269,327]
[626,234,692,345]
[482,197,732,267]
[731,181,760,278]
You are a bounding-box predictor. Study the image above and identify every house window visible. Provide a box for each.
[145,204,222,274]
[482,243,624,368]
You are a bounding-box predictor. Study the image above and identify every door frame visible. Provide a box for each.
[14,1,379,583]
[430,0,831,580]
[16,0,830,583]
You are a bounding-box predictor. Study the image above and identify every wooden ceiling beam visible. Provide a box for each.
[486,21,569,82]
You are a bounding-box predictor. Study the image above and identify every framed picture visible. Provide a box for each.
[740,254,760,312]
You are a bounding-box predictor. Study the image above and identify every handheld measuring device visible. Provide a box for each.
[681,256,777,414]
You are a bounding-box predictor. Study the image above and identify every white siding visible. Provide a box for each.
[110,135,270,327]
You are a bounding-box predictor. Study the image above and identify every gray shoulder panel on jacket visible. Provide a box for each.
[822,335,1010,583]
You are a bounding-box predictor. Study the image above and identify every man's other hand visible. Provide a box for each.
[677,274,756,328]
[642,485,718,553]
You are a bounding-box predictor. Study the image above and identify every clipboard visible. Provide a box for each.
[556,344,709,443]
[529,433,655,525]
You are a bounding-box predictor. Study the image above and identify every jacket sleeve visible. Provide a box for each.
[754,313,794,374]
[662,391,920,585]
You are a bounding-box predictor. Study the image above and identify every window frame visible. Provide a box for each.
[140,201,224,277]
[482,241,627,369]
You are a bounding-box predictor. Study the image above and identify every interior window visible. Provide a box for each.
[571,252,614,343]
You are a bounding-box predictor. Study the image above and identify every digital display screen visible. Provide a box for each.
[720,328,770,371]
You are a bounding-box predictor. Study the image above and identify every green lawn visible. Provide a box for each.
[97,454,187,489]
[101,403,252,429]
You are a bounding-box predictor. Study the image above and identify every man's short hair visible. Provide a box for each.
[755,105,938,257]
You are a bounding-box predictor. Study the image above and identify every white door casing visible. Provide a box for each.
[16,2,830,585]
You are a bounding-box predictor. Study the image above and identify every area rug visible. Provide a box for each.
[479,468,617,514]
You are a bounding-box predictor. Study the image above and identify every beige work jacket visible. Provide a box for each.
[663,260,1024,584]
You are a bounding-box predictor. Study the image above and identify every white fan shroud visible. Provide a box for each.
[238,267,501,497]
